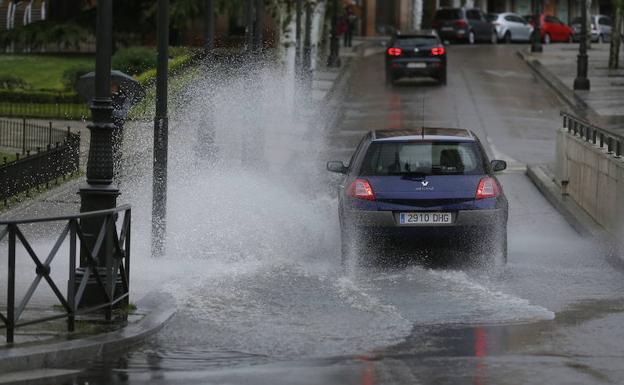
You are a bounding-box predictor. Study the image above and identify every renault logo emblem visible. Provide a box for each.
[421,180,429,187]
[413,48,420,52]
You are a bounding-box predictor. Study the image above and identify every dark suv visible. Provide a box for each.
[385,31,447,85]
[433,8,497,44]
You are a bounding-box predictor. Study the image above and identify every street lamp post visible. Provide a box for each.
[78,0,118,306]
[204,0,214,51]
[246,0,254,51]
[574,0,591,90]
[254,0,263,52]
[327,0,341,67]
[303,0,312,82]
[531,0,543,53]
[295,0,302,78]
[152,0,169,257]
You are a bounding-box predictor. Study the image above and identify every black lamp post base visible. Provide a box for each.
[74,267,126,311]
[573,77,590,90]
[327,55,342,68]
[531,45,543,53]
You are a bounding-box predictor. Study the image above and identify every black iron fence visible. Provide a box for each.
[562,112,624,158]
[0,131,80,203]
[0,205,131,343]
[0,103,90,121]
[0,118,75,155]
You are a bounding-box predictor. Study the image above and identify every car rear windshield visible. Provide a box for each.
[395,36,438,46]
[435,9,462,20]
[360,141,485,176]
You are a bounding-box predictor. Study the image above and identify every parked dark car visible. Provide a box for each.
[327,128,509,266]
[385,31,447,85]
[571,15,612,43]
[524,14,573,43]
[433,8,498,44]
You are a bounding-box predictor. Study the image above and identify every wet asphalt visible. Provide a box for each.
[49,44,624,385]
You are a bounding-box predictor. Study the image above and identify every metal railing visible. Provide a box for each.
[0,131,80,204]
[0,118,74,155]
[562,111,624,158]
[0,205,131,343]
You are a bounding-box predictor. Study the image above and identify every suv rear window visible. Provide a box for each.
[395,36,438,46]
[360,141,485,176]
[435,9,462,20]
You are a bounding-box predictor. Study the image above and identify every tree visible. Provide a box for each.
[609,0,623,69]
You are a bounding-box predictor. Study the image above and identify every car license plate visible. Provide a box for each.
[407,63,426,69]
[399,212,452,225]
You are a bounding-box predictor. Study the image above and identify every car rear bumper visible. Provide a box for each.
[436,28,467,41]
[387,58,445,78]
[342,208,506,234]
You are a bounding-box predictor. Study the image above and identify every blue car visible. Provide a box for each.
[327,128,508,265]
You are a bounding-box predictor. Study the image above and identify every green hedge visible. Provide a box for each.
[135,52,197,87]
[0,89,82,104]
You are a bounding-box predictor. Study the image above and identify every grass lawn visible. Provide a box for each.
[0,151,17,163]
[0,54,94,91]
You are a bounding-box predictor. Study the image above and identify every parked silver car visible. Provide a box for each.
[571,15,612,43]
[486,12,534,43]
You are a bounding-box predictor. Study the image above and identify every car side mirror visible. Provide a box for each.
[327,161,348,174]
[491,160,507,172]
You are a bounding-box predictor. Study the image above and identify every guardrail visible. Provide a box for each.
[0,205,131,343]
[0,118,73,155]
[561,111,623,158]
[0,131,80,204]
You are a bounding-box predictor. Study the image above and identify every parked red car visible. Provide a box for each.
[523,14,573,43]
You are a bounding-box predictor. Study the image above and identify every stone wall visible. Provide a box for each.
[556,127,624,240]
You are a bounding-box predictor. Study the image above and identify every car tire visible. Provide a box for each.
[490,30,498,44]
[468,30,475,45]
[437,70,447,86]
[598,34,604,43]
[568,33,574,43]
[543,33,551,44]
[504,31,512,44]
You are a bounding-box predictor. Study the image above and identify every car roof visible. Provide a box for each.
[395,29,438,38]
[371,128,476,142]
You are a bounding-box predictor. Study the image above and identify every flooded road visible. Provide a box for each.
[49,44,624,384]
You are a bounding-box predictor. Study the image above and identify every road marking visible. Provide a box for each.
[484,70,533,79]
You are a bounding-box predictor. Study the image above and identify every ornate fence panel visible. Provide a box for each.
[0,131,80,203]
[0,205,131,343]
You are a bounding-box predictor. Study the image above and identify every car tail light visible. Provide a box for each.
[347,179,376,201]
[454,20,468,28]
[431,46,445,56]
[476,177,500,200]
[387,47,402,56]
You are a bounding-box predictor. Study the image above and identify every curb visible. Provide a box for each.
[0,291,176,374]
[516,50,594,119]
[526,164,624,267]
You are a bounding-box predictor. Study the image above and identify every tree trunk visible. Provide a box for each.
[609,1,622,69]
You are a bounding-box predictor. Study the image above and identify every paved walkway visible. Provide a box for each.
[519,43,624,130]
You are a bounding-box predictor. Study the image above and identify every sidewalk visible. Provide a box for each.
[0,38,367,375]
[518,43,624,129]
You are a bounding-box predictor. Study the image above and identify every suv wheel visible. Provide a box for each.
[385,70,394,87]
[437,69,447,86]
[544,33,551,44]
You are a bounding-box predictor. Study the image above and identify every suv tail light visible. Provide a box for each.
[347,179,376,201]
[387,47,402,56]
[431,46,445,56]
[476,177,500,200]
[454,20,468,28]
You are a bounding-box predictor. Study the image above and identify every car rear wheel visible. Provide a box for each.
[468,31,475,45]
[437,70,447,86]
[504,31,512,44]
[490,30,498,44]
[598,34,604,43]
[544,33,551,44]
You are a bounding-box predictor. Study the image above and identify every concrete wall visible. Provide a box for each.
[556,127,624,240]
